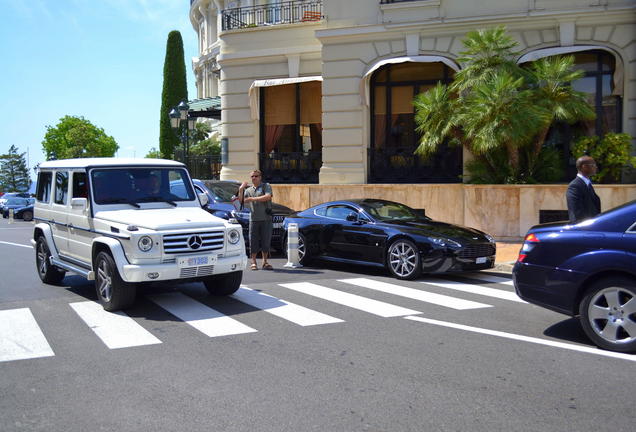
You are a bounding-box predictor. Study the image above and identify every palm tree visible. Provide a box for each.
[413,26,595,182]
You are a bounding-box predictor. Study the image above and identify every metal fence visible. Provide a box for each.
[222,0,322,31]
[174,151,222,180]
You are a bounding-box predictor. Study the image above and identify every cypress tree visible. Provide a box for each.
[159,30,188,159]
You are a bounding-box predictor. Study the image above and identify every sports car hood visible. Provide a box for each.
[95,207,227,231]
[382,219,491,242]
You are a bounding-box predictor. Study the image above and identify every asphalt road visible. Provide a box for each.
[1,217,634,432]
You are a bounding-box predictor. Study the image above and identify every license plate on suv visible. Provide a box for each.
[178,254,218,267]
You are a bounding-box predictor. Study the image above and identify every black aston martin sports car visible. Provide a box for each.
[282,199,496,280]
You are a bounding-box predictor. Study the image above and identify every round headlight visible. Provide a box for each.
[228,229,240,245]
[138,236,153,252]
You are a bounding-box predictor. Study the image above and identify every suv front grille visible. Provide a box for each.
[458,244,496,259]
[163,231,224,254]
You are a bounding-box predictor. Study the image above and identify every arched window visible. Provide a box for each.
[530,49,623,180]
[369,61,461,183]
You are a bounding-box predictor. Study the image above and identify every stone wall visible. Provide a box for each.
[271,183,636,240]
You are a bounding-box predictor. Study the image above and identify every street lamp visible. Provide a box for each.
[169,100,196,166]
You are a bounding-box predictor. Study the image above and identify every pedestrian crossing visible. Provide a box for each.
[1,273,517,363]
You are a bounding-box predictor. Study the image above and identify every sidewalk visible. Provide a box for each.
[493,241,522,273]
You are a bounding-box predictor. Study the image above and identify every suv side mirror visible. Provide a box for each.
[346,212,358,222]
[198,193,209,206]
[71,197,87,210]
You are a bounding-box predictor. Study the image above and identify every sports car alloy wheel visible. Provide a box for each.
[580,278,636,353]
[387,239,421,280]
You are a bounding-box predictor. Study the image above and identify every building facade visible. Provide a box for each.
[189,0,635,186]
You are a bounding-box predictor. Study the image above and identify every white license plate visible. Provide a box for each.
[273,222,283,229]
[475,257,487,264]
[178,254,217,267]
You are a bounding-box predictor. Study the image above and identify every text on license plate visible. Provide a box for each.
[475,257,487,264]
[178,255,217,267]
[273,222,283,228]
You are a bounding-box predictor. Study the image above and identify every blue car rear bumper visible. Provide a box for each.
[513,262,587,316]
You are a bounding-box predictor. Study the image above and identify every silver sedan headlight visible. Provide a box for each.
[227,229,241,245]
[138,236,154,252]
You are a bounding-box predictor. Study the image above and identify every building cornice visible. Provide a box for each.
[315,6,634,43]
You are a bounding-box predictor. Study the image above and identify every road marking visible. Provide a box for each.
[234,286,344,326]
[279,282,421,317]
[419,280,526,303]
[0,308,55,362]
[148,292,257,337]
[455,273,514,286]
[0,240,31,249]
[70,302,161,349]
[405,316,636,362]
[340,278,492,310]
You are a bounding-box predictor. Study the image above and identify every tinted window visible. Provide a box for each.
[315,207,326,216]
[360,200,422,221]
[325,205,356,220]
[54,172,69,205]
[72,172,88,198]
[36,172,53,203]
[91,167,194,204]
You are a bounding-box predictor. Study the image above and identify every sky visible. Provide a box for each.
[0,0,199,177]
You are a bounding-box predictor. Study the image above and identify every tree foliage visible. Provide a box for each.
[189,123,220,156]
[414,26,595,183]
[159,30,188,159]
[41,116,118,160]
[0,145,31,192]
[145,147,163,158]
[572,133,636,183]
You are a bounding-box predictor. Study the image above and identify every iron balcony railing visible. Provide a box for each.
[368,147,462,184]
[258,151,321,184]
[222,1,322,31]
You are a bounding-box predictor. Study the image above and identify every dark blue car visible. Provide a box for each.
[513,200,636,353]
[188,179,294,251]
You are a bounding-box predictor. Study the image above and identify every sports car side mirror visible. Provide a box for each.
[346,212,358,222]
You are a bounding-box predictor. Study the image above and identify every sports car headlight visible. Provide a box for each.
[430,237,461,248]
[485,233,495,243]
[227,229,240,245]
[138,236,153,252]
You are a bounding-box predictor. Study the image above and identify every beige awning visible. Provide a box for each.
[360,56,460,106]
[249,76,323,120]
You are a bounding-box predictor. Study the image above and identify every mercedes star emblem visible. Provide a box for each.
[187,235,203,250]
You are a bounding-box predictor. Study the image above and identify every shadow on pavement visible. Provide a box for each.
[543,317,593,346]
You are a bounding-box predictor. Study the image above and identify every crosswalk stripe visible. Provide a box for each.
[0,308,55,362]
[455,273,514,286]
[234,286,344,326]
[148,292,257,337]
[339,278,492,310]
[279,282,421,317]
[419,280,526,303]
[70,302,162,349]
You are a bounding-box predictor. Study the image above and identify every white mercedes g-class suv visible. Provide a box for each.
[32,158,247,311]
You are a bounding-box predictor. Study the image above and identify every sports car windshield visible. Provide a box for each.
[91,168,195,205]
[359,201,425,221]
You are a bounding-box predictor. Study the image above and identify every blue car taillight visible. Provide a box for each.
[518,233,540,262]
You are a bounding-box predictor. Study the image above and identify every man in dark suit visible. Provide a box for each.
[566,156,601,223]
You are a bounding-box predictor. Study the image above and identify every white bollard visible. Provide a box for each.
[8,208,14,224]
[284,223,303,268]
